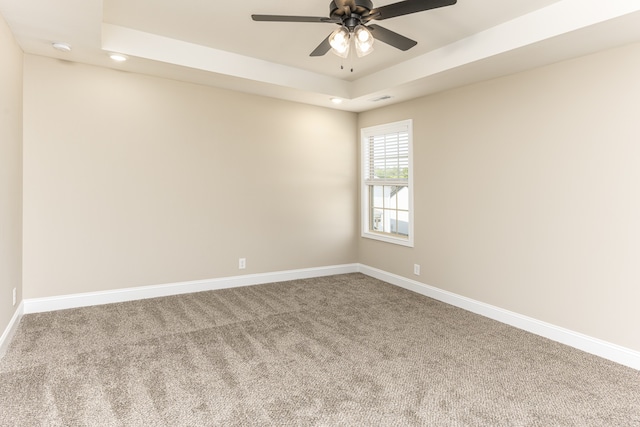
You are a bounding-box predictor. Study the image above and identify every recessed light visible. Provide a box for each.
[330,97,343,104]
[109,53,128,62]
[52,42,71,52]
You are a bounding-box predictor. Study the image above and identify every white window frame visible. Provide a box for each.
[361,119,414,247]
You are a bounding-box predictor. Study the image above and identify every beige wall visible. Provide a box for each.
[0,14,23,334]
[23,55,358,298]
[359,42,640,352]
[16,37,640,353]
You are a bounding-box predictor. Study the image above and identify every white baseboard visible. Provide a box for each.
[11,262,640,371]
[23,263,359,314]
[358,264,640,371]
[0,302,24,358]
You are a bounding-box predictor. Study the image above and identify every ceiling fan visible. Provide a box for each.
[252,0,457,58]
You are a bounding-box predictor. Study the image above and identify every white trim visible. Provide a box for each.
[358,264,640,371]
[22,264,359,314]
[0,302,24,358]
[11,263,640,371]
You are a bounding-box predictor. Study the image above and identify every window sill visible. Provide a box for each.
[361,231,414,247]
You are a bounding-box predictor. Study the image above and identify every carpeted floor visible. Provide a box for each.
[1,273,639,426]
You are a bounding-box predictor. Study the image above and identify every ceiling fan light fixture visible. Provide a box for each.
[329,26,350,58]
[354,25,374,57]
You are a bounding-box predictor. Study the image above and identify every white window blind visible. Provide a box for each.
[365,130,410,185]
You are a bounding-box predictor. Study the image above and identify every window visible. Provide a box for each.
[361,120,413,247]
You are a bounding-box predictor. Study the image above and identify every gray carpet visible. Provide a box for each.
[0,273,638,426]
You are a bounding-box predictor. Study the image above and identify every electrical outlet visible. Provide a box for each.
[239,258,246,270]
[12,288,16,306]
[413,264,421,276]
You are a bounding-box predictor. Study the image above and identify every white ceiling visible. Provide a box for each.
[1,0,640,112]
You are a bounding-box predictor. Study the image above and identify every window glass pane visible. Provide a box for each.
[371,208,384,232]
[397,211,409,236]
[396,186,409,210]
[387,209,398,234]
[383,186,395,209]
[371,186,384,208]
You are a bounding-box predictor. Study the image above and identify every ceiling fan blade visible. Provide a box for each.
[310,35,332,57]
[252,15,338,23]
[365,0,456,21]
[368,24,417,51]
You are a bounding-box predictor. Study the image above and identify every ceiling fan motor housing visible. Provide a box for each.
[329,0,373,21]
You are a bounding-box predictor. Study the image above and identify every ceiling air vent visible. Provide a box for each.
[371,95,392,102]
